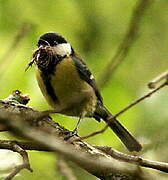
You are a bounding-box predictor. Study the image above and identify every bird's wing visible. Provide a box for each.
[72,54,103,103]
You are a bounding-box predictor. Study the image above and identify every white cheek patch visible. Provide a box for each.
[90,74,94,80]
[54,43,72,56]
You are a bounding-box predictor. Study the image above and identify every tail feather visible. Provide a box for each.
[108,119,142,152]
[94,104,142,152]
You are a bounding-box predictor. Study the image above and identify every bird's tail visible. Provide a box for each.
[94,104,142,152]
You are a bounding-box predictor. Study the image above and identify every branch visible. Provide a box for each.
[0,123,8,131]
[3,142,33,180]
[148,71,168,89]
[0,100,168,179]
[114,80,168,119]
[76,78,168,141]
[1,139,168,174]
[0,140,50,151]
[57,156,77,180]
[95,146,168,173]
[98,0,153,88]
[0,102,137,180]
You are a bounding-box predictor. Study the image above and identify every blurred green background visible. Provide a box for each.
[0,0,168,179]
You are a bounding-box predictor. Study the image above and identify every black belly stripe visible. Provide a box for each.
[36,48,66,105]
[41,71,59,104]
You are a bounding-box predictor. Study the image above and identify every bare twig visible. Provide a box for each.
[76,80,168,141]
[148,71,168,89]
[95,146,168,173]
[98,0,153,88]
[3,142,33,180]
[113,81,168,119]
[57,157,77,180]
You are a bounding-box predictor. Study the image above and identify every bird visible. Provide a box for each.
[29,32,142,152]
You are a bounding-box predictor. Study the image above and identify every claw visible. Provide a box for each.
[64,130,78,140]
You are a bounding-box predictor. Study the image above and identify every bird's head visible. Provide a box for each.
[38,32,73,57]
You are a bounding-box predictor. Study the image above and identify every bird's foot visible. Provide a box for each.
[64,129,78,140]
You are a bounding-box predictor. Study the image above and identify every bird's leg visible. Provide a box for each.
[64,112,86,140]
[72,117,82,135]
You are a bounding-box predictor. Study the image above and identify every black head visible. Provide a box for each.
[38,32,67,47]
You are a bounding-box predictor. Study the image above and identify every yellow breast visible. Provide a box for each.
[36,57,97,117]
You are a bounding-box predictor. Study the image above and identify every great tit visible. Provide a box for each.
[29,32,142,152]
